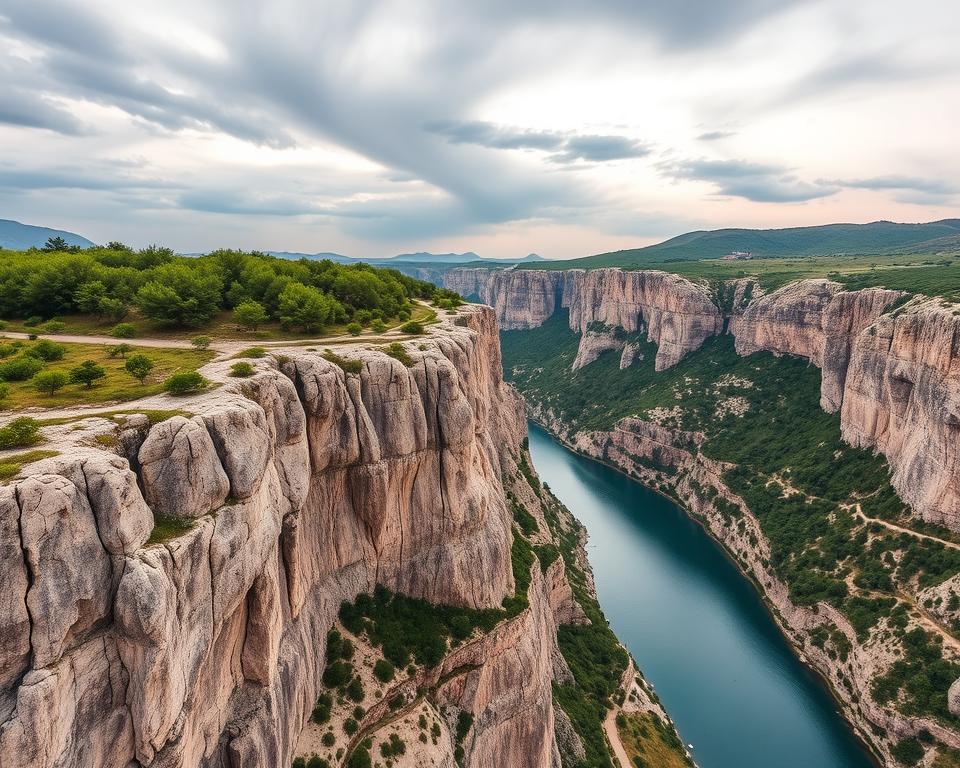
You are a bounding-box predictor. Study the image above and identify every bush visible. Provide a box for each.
[311,693,332,724]
[371,319,387,333]
[383,342,412,367]
[0,417,42,449]
[400,321,424,335]
[24,316,42,327]
[891,738,924,766]
[238,346,266,359]
[164,371,208,395]
[108,343,133,359]
[373,659,395,683]
[321,731,336,747]
[69,360,106,388]
[111,323,136,338]
[229,361,255,378]
[26,340,66,361]
[191,336,212,350]
[233,300,267,330]
[33,370,68,395]
[345,745,371,768]
[40,320,66,333]
[125,354,155,384]
[0,355,44,381]
[343,717,358,736]
[345,676,364,702]
[346,322,362,336]
[322,660,353,688]
[0,382,8,404]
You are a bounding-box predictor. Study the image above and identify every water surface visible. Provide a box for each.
[527,422,876,768]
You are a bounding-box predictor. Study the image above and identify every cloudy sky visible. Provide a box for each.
[0,0,958,258]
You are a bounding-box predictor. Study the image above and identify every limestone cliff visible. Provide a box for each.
[443,267,722,370]
[0,307,575,768]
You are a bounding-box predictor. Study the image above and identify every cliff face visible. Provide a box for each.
[443,268,722,370]
[840,300,960,530]
[732,281,960,529]
[732,279,903,412]
[0,307,566,768]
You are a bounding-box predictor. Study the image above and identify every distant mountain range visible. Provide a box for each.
[0,219,94,250]
[266,250,546,265]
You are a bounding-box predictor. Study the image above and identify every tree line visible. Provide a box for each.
[0,242,460,332]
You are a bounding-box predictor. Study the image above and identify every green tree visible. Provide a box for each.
[277,282,344,333]
[42,236,69,252]
[69,360,106,388]
[98,297,128,321]
[108,343,133,358]
[347,322,362,336]
[26,340,65,361]
[33,370,68,396]
[136,263,222,327]
[233,299,267,330]
[74,280,107,314]
[125,354,154,384]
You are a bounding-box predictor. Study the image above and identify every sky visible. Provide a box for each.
[0,0,958,259]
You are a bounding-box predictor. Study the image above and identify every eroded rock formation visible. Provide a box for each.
[443,267,722,370]
[0,307,574,768]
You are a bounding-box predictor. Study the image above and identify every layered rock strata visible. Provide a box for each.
[0,307,574,768]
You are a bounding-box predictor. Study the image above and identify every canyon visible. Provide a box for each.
[454,265,960,767]
[0,307,679,768]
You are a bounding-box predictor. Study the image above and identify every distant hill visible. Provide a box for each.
[536,220,960,270]
[265,249,547,266]
[0,219,94,250]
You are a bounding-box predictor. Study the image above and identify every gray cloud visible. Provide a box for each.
[425,120,650,164]
[0,90,86,135]
[660,158,838,202]
[696,130,736,141]
[830,175,958,196]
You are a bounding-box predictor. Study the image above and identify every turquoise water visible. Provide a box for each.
[527,422,877,768]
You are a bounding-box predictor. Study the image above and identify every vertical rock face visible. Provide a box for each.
[840,300,960,530]
[731,279,903,412]
[0,307,568,768]
[443,267,722,370]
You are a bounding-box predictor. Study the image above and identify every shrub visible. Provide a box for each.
[891,738,924,766]
[347,322,362,336]
[373,659,395,683]
[311,693,332,724]
[0,344,14,359]
[322,660,353,688]
[383,342,412,367]
[111,323,137,338]
[0,355,44,381]
[69,360,106,388]
[346,676,364,702]
[0,320,6,330]
[352,705,365,721]
[33,370,68,395]
[0,382,8,404]
[322,350,363,374]
[229,361,255,378]
[321,731,336,747]
[379,734,406,758]
[24,316,42,327]
[125,354,155,384]
[371,319,387,333]
[238,346,266,359]
[0,417,42,449]
[191,336,212,350]
[345,745,371,768]
[306,756,330,768]
[107,343,133,359]
[400,321,424,335]
[233,300,267,330]
[164,371,208,395]
[40,320,66,333]
[25,339,66,361]
[343,717,358,735]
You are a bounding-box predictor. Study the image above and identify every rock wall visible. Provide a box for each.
[443,268,722,370]
[0,307,567,768]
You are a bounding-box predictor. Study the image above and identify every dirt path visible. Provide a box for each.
[1,330,198,349]
[603,709,632,768]
[853,507,960,551]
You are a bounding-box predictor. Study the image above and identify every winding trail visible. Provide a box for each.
[603,709,632,768]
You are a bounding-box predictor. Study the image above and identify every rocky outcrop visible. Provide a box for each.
[443,268,722,370]
[0,307,573,768]
[572,329,624,371]
[732,279,903,412]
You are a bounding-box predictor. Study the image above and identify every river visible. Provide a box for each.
[527,422,877,768]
